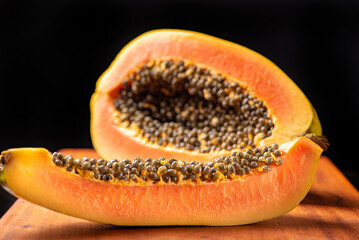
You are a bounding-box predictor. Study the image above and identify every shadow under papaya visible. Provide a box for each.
[301,190,359,208]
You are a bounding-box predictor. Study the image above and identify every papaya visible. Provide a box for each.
[0,137,322,226]
[0,30,327,226]
[90,29,323,162]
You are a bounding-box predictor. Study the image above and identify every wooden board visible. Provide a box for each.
[0,150,358,240]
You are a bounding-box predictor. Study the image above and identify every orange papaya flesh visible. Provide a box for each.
[0,137,322,226]
[91,29,322,161]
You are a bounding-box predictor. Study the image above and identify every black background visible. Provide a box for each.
[0,0,358,217]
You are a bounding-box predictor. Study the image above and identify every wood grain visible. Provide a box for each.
[0,150,358,240]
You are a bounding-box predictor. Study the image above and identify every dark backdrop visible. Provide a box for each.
[0,0,358,217]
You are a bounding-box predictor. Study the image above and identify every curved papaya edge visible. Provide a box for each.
[90,29,322,160]
[0,137,322,226]
[309,107,322,136]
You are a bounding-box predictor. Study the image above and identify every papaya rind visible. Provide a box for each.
[309,106,322,136]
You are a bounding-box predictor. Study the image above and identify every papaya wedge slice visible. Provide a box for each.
[91,29,322,162]
[0,137,322,226]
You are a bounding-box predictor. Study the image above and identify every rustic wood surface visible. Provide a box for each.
[0,149,358,240]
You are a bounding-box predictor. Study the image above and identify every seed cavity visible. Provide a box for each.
[113,59,274,152]
[51,144,283,185]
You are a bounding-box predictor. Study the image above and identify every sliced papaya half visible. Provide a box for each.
[0,137,322,226]
[91,29,322,162]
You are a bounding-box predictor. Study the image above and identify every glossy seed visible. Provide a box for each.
[83,162,90,170]
[114,171,123,180]
[65,155,74,165]
[276,158,283,166]
[89,158,97,165]
[167,169,177,177]
[168,158,177,164]
[130,174,138,182]
[210,167,217,173]
[243,165,251,174]
[241,159,249,166]
[265,157,274,165]
[211,172,218,180]
[250,161,258,168]
[194,165,202,174]
[232,162,240,171]
[98,165,108,174]
[131,161,138,168]
[179,166,187,174]
[162,175,169,182]
[138,162,145,171]
[153,159,160,166]
[134,157,142,162]
[148,172,160,181]
[146,166,156,172]
[189,173,196,181]
[236,152,244,158]
[171,175,178,182]
[171,161,179,170]
[163,162,171,169]
[124,159,132,164]
[102,174,112,181]
[207,161,214,168]
[246,149,253,154]
[119,161,126,170]
[262,165,270,172]
[259,156,265,163]
[54,159,63,166]
[123,168,130,175]
[237,167,245,175]
[218,163,226,172]
[227,165,235,174]
[131,168,140,176]
[273,150,282,157]
[57,153,64,160]
[263,152,271,158]
[97,159,106,166]
[74,159,82,168]
[109,159,118,164]
[112,163,121,172]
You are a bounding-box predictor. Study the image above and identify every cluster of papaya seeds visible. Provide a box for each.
[51,143,283,184]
